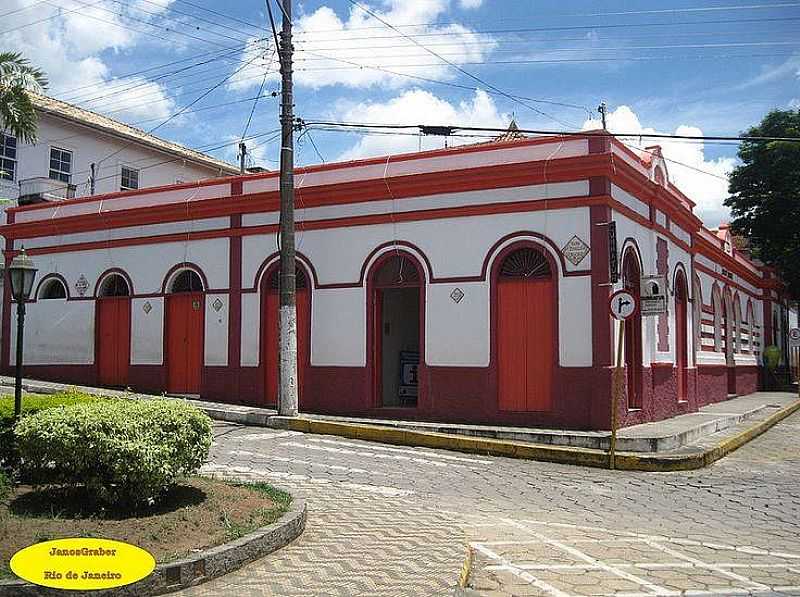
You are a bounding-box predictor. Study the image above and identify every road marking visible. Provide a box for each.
[306,437,493,464]
[237,431,301,441]
[645,540,770,592]
[503,518,671,595]
[471,543,571,597]
[486,562,800,572]
[227,450,386,475]
[201,464,414,497]
[285,441,472,468]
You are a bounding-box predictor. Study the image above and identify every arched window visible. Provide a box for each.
[38,278,67,300]
[98,274,130,297]
[622,248,643,409]
[268,267,308,290]
[170,269,203,293]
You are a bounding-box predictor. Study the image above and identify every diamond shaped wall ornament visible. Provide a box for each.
[142,301,152,314]
[562,235,590,267]
[450,288,465,304]
[75,274,89,297]
[212,298,224,312]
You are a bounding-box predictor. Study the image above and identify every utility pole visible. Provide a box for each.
[238,142,247,174]
[598,101,608,130]
[278,0,298,417]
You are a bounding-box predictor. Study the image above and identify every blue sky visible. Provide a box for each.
[5,0,800,225]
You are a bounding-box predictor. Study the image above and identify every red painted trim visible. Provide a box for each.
[694,262,764,301]
[1,156,608,240]
[228,214,242,396]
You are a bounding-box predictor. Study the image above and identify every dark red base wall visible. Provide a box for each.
[5,363,763,432]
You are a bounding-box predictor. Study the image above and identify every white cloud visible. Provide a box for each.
[459,0,484,8]
[229,0,496,91]
[583,105,736,227]
[3,0,176,121]
[335,88,509,160]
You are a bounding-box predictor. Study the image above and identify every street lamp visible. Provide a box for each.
[9,248,37,420]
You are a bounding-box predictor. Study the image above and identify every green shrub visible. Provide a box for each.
[0,468,9,500]
[0,390,103,468]
[14,399,213,507]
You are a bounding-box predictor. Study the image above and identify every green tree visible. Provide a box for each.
[0,51,48,143]
[725,109,800,297]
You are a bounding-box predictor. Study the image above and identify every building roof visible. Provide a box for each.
[30,92,239,175]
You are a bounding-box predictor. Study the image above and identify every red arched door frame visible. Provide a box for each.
[260,265,311,408]
[493,243,557,412]
[622,249,643,409]
[95,273,132,387]
[165,269,205,394]
[367,252,425,409]
[674,270,689,401]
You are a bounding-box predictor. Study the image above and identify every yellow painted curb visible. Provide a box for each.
[277,398,800,471]
[458,546,475,589]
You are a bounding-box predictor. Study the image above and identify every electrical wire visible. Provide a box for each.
[342,0,578,128]
[299,119,800,143]
[0,0,107,34]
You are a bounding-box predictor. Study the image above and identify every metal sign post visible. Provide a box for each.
[608,289,637,469]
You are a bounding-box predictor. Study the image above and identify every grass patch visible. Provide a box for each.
[0,477,291,577]
[220,481,292,540]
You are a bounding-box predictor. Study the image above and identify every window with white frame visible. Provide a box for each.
[49,147,72,183]
[1,133,16,182]
[120,165,139,191]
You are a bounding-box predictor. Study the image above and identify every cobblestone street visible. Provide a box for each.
[178,412,800,597]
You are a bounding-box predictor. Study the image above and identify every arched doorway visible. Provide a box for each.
[261,266,311,407]
[165,269,204,394]
[496,246,556,412]
[370,253,423,408]
[96,273,131,387]
[674,271,689,401]
[622,249,643,409]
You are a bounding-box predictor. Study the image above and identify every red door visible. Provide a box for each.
[676,284,688,401]
[166,293,204,394]
[263,286,310,406]
[498,276,554,412]
[96,297,131,387]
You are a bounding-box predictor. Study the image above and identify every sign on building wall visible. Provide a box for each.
[608,222,619,283]
[640,275,668,316]
[398,351,419,401]
[561,235,590,267]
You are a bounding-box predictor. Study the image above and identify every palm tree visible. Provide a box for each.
[0,52,48,144]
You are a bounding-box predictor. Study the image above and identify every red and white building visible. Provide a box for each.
[0,133,790,430]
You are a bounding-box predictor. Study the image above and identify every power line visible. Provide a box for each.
[342,0,579,129]
[0,1,46,19]
[0,0,107,34]
[293,16,800,43]
[285,3,800,35]
[293,52,796,71]
[298,119,800,143]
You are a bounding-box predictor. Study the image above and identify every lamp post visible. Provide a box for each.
[9,248,37,420]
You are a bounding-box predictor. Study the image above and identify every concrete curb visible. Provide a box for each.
[0,498,306,596]
[269,398,800,472]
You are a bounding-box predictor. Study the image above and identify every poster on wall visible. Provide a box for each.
[640,275,668,316]
[398,351,420,401]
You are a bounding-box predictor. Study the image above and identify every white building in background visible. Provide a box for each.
[0,93,238,205]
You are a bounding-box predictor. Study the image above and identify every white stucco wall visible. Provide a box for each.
[0,113,233,203]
